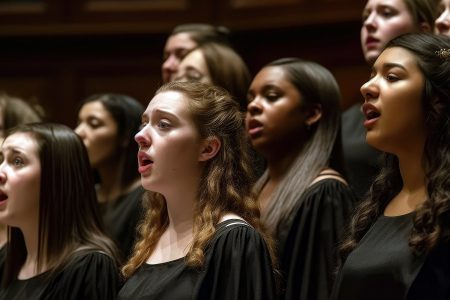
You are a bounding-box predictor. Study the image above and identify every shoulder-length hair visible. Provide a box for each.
[339,33,450,261]
[254,58,344,233]
[79,93,144,189]
[3,123,119,286]
[198,42,252,111]
[122,81,275,278]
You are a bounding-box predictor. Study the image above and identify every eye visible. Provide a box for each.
[13,156,24,167]
[380,7,396,18]
[386,74,399,82]
[157,120,171,130]
[266,93,280,102]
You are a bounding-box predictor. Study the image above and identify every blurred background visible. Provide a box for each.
[0,0,366,127]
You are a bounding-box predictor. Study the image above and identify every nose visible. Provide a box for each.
[74,122,85,138]
[360,77,379,101]
[135,127,151,150]
[363,11,377,32]
[162,55,179,73]
[435,10,450,35]
[247,96,263,116]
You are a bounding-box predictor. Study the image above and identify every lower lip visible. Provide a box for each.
[138,164,153,174]
[248,127,263,137]
[0,199,7,207]
[365,41,378,49]
[364,117,379,128]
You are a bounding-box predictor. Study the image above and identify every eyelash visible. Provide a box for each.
[386,74,399,82]
[157,120,171,129]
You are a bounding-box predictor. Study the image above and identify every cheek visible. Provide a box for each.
[381,20,416,40]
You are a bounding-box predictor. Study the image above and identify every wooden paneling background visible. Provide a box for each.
[0,0,368,128]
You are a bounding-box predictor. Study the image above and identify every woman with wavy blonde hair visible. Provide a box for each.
[119,81,276,299]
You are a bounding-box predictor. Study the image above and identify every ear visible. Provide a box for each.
[198,136,221,162]
[305,104,322,126]
[419,22,431,33]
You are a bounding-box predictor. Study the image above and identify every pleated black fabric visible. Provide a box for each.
[277,178,356,300]
[118,219,277,300]
[0,251,120,300]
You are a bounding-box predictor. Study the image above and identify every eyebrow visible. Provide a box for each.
[372,62,407,72]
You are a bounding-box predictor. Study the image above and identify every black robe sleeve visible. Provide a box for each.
[279,179,356,300]
[195,223,277,300]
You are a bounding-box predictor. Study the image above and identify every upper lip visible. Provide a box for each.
[137,151,153,167]
[247,118,263,130]
[362,103,381,120]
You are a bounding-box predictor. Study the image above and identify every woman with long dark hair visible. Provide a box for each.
[333,33,450,300]
[0,123,120,299]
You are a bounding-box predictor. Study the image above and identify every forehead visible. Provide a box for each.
[375,47,420,70]
[252,66,294,89]
[145,91,190,117]
[2,132,38,155]
[80,101,114,119]
[365,0,407,9]
[165,33,197,52]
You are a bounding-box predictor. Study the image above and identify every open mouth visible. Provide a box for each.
[137,152,154,174]
[362,103,380,127]
[247,119,264,137]
[366,109,380,120]
[0,191,8,203]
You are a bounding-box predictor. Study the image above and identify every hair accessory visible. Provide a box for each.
[435,48,450,60]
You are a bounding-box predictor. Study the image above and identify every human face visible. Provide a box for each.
[435,0,450,36]
[246,66,309,155]
[135,91,204,193]
[361,0,417,65]
[75,101,119,168]
[0,132,41,228]
[174,49,211,84]
[361,47,426,155]
[162,33,198,83]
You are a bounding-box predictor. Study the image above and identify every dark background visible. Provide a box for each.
[0,0,368,127]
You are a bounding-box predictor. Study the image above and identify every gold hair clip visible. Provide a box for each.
[435,48,450,60]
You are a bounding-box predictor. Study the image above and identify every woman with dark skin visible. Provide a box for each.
[0,123,120,299]
[246,58,356,300]
[333,33,450,300]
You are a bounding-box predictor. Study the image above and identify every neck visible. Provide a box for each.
[18,220,43,279]
[265,143,303,181]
